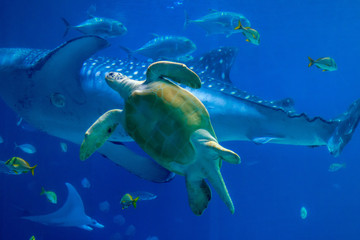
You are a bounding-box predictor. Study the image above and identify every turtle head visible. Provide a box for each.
[105,72,127,88]
[105,72,141,99]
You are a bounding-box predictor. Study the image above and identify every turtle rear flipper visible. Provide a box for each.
[146,61,202,89]
[185,175,212,216]
[80,109,123,160]
[190,129,240,214]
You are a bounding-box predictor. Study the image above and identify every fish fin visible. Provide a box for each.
[118,45,134,59]
[272,97,295,112]
[328,98,360,156]
[13,170,18,174]
[150,33,160,38]
[61,18,72,37]
[322,69,327,72]
[79,225,93,231]
[184,10,191,30]
[185,175,211,216]
[40,187,45,195]
[308,56,314,67]
[251,137,277,145]
[31,165,37,176]
[133,197,139,208]
[97,141,175,183]
[187,47,238,84]
[31,36,109,104]
[234,20,242,30]
[86,4,96,18]
[13,164,19,167]
[246,39,250,42]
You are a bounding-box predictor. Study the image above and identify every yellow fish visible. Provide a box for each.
[29,236,35,240]
[308,57,337,72]
[4,157,37,176]
[234,20,260,45]
[41,187,58,204]
[120,193,139,209]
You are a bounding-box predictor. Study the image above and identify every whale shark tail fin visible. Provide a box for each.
[328,98,360,157]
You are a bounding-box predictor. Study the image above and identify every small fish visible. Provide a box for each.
[41,187,57,204]
[14,143,36,154]
[120,193,139,209]
[29,236,35,240]
[62,16,127,38]
[121,35,196,62]
[17,117,23,126]
[60,142,68,152]
[300,206,307,219]
[129,191,157,201]
[81,177,91,188]
[234,20,260,45]
[4,157,37,175]
[308,57,337,72]
[0,135,3,144]
[328,163,346,172]
[185,10,251,37]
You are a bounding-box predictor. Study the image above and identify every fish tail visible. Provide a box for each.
[30,165,37,176]
[234,20,242,30]
[327,98,360,156]
[40,187,45,195]
[119,46,134,58]
[61,17,72,37]
[133,197,139,209]
[308,56,314,67]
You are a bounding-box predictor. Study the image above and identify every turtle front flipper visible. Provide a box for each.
[80,109,124,160]
[146,61,202,89]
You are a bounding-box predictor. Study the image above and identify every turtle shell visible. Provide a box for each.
[124,81,215,170]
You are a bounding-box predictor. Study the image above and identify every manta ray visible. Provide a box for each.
[0,36,359,183]
[22,183,104,231]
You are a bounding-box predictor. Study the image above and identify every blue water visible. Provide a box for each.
[1,0,360,239]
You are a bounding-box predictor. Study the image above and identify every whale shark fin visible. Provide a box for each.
[30,36,109,104]
[187,47,238,84]
[98,141,175,183]
[328,98,360,156]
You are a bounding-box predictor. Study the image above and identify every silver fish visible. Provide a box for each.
[121,35,196,62]
[185,10,251,37]
[60,142,68,152]
[15,143,36,154]
[62,17,127,38]
[81,177,91,188]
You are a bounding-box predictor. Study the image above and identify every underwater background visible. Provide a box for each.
[1,0,360,239]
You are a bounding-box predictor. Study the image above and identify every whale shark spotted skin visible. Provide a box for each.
[0,36,360,182]
[22,183,104,231]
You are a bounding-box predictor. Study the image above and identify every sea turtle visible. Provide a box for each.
[80,61,241,215]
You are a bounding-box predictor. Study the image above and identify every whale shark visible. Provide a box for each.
[0,36,359,183]
[22,183,104,231]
